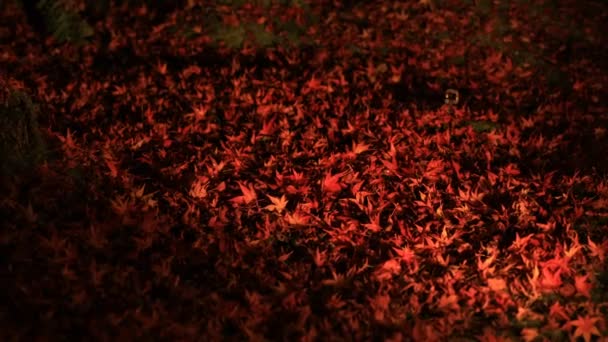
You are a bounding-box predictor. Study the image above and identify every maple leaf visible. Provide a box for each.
[572,80,585,92]
[302,75,324,94]
[185,104,208,123]
[189,179,209,199]
[206,157,226,177]
[520,328,540,342]
[370,293,391,321]
[265,194,288,213]
[322,170,349,193]
[143,106,155,124]
[392,246,417,265]
[285,211,309,226]
[374,259,401,281]
[566,315,601,342]
[229,182,257,205]
[312,247,326,267]
[362,214,382,232]
[510,232,534,251]
[321,269,347,287]
[539,266,562,291]
[548,302,569,321]
[477,253,497,276]
[587,237,607,262]
[423,159,444,181]
[238,182,257,204]
[438,292,460,312]
[574,274,593,298]
[57,128,77,151]
[259,117,277,136]
[112,85,128,96]
[502,163,521,176]
[110,195,132,216]
[325,293,346,310]
[351,141,370,155]
[103,152,119,178]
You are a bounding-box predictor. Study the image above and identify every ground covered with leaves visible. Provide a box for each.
[1,0,608,340]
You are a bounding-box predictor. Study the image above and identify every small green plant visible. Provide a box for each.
[0,91,47,176]
[466,120,500,133]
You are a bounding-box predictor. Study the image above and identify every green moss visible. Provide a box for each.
[212,24,247,49]
[249,23,277,47]
[464,120,500,133]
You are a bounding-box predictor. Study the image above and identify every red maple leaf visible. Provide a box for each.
[539,266,562,291]
[574,274,593,298]
[322,170,349,193]
[103,154,119,178]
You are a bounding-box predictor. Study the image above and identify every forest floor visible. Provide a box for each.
[1,0,608,340]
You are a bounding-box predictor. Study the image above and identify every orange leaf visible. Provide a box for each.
[238,182,257,204]
[567,315,601,342]
[520,328,540,342]
[189,179,209,199]
[374,259,401,281]
[587,237,607,262]
[265,194,288,213]
[285,211,309,226]
[352,141,370,155]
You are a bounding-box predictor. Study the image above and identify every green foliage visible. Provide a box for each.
[205,0,311,49]
[210,19,307,49]
[36,0,93,44]
[466,120,500,133]
[217,0,306,7]
[0,91,47,176]
[205,12,257,49]
[212,24,247,49]
[475,0,493,17]
[250,23,276,47]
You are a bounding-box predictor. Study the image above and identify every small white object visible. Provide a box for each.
[445,89,460,106]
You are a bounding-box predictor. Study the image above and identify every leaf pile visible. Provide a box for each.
[1,0,608,340]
